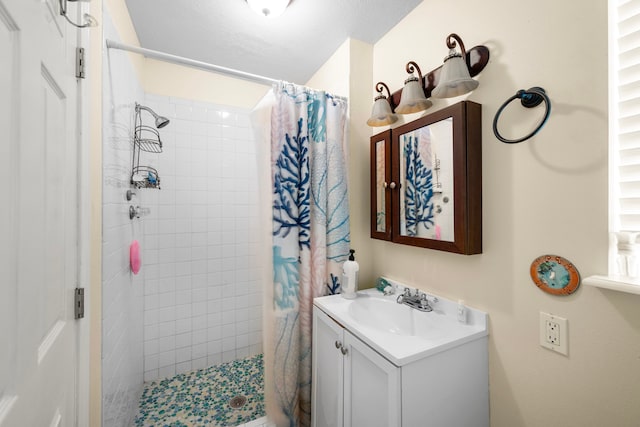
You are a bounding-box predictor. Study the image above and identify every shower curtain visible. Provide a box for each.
[252,83,350,427]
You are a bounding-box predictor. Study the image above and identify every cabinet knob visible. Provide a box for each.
[335,340,342,349]
[340,346,348,355]
[383,182,388,188]
[389,182,397,189]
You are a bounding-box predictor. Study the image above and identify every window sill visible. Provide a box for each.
[583,275,640,295]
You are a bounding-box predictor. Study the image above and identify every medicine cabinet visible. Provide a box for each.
[370,101,482,254]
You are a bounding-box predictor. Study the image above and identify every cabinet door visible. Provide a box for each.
[312,307,345,427]
[370,130,392,240]
[343,331,401,427]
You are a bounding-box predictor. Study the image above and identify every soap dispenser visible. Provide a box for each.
[342,249,359,299]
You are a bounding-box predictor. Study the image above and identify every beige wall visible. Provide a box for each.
[142,59,268,108]
[365,0,640,426]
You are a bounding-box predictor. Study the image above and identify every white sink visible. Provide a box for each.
[347,296,443,338]
[313,280,488,366]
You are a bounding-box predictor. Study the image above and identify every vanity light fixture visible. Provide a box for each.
[365,33,490,127]
[246,0,291,18]
[366,82,398,127]
[431,33,479,98]
[58,0,99,28]
[395,61,432,114]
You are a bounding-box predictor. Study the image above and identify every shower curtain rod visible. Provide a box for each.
[105,39,279,87]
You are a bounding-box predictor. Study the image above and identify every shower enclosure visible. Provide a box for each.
[101,10,263,426]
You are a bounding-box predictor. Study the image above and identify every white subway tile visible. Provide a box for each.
[222,350,236,363]
[192,343,207,360]
[192,302,207,318]
[208,326,222,341]
[192,356,208,371]
[158,320,176,338]
[175,261,192,277]
[144,369,159,382]
[158,336,176,354]
[158,307,176,323]
[176,346,191,364]
[192,314,207,331]
[236,346,249,359]
[144,339,158,356]
[207,353,222,367]
[175,332,192,349]
[176,318,191,335]
[144,353,159,371]
[158,365,176,379]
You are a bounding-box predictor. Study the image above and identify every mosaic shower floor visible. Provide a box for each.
[135,354,265,427]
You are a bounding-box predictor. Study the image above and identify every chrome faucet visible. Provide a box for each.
[396,288,438,312]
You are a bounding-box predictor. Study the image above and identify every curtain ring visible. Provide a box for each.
[493,87,551,144]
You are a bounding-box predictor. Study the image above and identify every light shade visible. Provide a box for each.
[247,0,290,18]
[395,77,432,114]
[432,49,479,98]
[367,96,398,127]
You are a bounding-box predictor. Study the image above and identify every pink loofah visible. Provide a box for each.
[130,240,141,275]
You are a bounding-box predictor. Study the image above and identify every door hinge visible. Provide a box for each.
[76,47,85,79]
[74,288,85,319]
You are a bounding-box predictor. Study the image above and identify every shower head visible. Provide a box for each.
[135,103,170,128]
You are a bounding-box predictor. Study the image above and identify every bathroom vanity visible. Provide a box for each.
[311,282,489,427]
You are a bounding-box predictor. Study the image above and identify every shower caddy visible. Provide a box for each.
[131,103,162,189]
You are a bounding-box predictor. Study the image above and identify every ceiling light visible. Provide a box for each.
[246,0,291,18]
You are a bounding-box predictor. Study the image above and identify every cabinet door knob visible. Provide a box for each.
[335,340,342,349]
[389,182,397,189]
[340,346,348,355]
[383,182,388,188]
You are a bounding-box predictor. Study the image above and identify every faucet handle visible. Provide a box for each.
[421,293,438,304]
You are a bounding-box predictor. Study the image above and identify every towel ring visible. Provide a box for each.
[493,87,551,144]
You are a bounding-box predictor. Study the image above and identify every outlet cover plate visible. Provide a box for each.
[540,311,568,356]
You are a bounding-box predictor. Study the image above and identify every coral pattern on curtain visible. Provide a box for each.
[270,83,350,427]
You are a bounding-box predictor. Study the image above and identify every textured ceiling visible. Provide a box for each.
[124,0,423,84]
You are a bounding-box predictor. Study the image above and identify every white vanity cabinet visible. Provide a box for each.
[311,306,401,427]
[311,287,489,427]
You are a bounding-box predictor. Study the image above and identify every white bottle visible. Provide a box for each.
[342,249,359,299]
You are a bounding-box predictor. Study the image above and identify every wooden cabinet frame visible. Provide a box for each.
[370,101,482,255]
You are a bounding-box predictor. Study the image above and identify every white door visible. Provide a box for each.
[0,0,84,425]
[343,331,401,427]
[311,307,345,427]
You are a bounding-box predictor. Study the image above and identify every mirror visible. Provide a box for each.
[373,101,481,254]
[370,130,392,240]
[398,117,454,241]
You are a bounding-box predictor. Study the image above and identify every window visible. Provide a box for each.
[612,0,640,235]
[584,0,640,293]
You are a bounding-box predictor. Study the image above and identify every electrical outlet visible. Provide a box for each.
[540,312,568,356]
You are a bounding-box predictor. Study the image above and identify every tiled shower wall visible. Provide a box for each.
[139,94,263,382]
[101,11,145,427]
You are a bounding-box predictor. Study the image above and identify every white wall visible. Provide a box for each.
[365,1,640,426]
[139,94,263,381]
[101,9,145,427]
